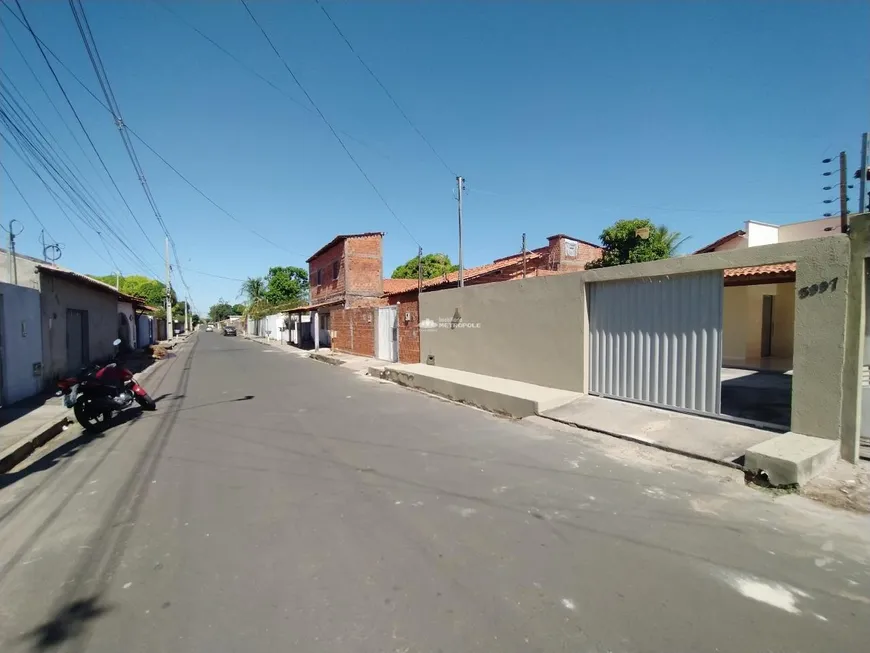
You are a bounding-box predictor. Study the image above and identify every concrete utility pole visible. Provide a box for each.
[839,151,849,234]
[5,219,23,285]
[860,132,868,214]
[457,176,464,288]
[165,237,173,341]
[184,296,190,333]
[417,245,423,295]
[115,270,120,290]
[522,233,527,279]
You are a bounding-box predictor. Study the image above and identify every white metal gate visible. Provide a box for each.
[589,271,723,415]
[376,306,398,362]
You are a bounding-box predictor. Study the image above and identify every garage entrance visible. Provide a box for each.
[588,271,724,415]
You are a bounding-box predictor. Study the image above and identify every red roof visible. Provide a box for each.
[384,251,545,295]
[694,230,746,254]
[724,262,796,278]
[383,278,419,294]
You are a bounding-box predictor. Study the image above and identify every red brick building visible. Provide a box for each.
[295,232,602,363]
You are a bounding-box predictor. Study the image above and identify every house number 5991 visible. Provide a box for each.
[798,277,838,299]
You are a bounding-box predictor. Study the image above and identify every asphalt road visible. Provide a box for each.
[1,332,868,653]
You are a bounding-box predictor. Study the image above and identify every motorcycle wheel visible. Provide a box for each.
[135,393,157,411]
[74,401,111,432]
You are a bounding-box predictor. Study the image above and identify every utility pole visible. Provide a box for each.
[839,151,849,234]
[456,176,464,287]
[165,237,173,341]
[522,233,527,279]
[417,245,423,295]
[860,132,868,214]
[184,296,190,333]
[115,270,120,290]
[4,220,23,285]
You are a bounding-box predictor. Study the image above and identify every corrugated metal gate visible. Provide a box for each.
[588,271,724,415]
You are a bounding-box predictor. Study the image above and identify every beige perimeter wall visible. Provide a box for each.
[421,233,854,445]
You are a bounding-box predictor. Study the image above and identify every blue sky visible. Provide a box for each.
[1,0,868,313]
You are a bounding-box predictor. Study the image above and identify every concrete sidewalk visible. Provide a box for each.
[376,363,581,418]
[374,363,782,471]
[0,335,192,475]
[0,397,71,474]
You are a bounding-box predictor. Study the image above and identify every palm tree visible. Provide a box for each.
[239,277,266,312]
[657,225,690,256]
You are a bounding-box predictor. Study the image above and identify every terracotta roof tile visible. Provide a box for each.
[383,278,419,294]
[723,262,796,278]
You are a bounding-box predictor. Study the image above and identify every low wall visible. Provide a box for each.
[421,232,855,446]
[331,306,376,358]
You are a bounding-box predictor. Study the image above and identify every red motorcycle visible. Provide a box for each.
[57,338,157,431]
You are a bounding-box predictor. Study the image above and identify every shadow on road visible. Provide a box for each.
[0,408,148,492]
[20,594,112,651]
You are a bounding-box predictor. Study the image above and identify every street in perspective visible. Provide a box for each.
[1,1,869,651]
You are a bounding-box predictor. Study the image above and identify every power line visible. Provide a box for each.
[313,0,454,177]
[7,0,164,264]
[148,0,390,161]
[1,2,304,258]
[0,87,160,275]
[238,0,420,247]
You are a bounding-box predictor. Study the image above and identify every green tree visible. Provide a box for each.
[231,304,246,315]
[239,277,266,310]
[90,274,177,307]
[192,314,201,327]
[391,253,458,280]
[585,219,688,269]
[263,266,308,306]
[209,299,233,322]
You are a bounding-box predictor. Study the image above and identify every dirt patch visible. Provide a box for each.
[800,461,870,513]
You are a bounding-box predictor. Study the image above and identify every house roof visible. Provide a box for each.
[286,298,345,313]
[384,251,545,296]
[383,278,419,294]
[36,264,146,305]
[694,230,746,254]
[546,234,602,249]
[306,232,384,263]
[724,262,796,279]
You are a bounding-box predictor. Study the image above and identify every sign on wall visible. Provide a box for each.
[564,240,578,257]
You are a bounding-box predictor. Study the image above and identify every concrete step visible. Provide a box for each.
[375,363,581,418]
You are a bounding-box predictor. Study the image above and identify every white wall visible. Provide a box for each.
[118,302,136,349]
[1,282,44,404]
[745,221,780,247]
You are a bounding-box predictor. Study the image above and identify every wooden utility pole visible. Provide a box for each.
[839,151,849,233]
[457,176,464,287]
[522,233,527,279]
[165,237,173,341]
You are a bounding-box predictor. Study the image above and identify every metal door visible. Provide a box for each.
[66,309,89,371]
[589,271,723,415]
[376,306,398,362]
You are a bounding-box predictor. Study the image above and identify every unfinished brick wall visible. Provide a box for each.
[330,306,376,358]
[309,241,346,306]
[388,293,420,364]
[345,235,384,306]
[546,235,602,271]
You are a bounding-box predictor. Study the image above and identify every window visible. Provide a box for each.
[333,260,340,281]
[316,268,322,286]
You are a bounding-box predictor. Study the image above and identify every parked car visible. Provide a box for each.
[205,325,214,332]
[223,325,237,336]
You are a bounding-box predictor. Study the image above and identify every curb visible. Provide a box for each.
[0,335,193,475]
[0,412,72,474]
[309,352,345,366]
